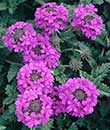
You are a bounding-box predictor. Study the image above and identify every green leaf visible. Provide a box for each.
[99,100,109,117]
[91,63,110,84]
[38,119,54,130]
[106,51,110,61]
[80,71,93,81]
[98,84,110,97]
[55,114,64,129]
[76,118,87,128]
[35,0,45,5]
[68,122,78,130]
[8,104,15,113]
[3,82,18,105]
[80,63,110,89]
[21,126,29,130]
[7,64,19,82]
[80,0,92,4]
[0,65,3,72]
[93,0,104,5]
[105,0,110,3]
[0,109,16,124]
[0,125,6,130]
[0,2,7,11]
[53,65,67,84]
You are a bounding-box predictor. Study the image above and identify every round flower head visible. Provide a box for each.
[72,4,103,40]
[34,2,69,35]
[17,62,54,94]
[15,88,53,128]
[2,21,36,52]
[57,78,100,117]
[23,33,60,68]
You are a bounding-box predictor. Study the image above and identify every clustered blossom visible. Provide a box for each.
[72,4,103,40]
[15,89,53,128]
[2,2,101,128]
[51,87,65,116]
[23,34,60,68]
[57,78,100,117]
[17,62,54,94]
[34,2,69,35]
[2,22,36,52]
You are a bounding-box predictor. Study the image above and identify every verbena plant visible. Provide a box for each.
[0,0,110,130]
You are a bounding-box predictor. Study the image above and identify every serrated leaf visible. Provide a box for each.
[91,63,110,84]
[80,63,110,89]
[76,118,87,128]
[98,84,110,97]
[3,83,18,105]
[106,51,110,61]
[0,65,3,72]
[93,0,104,5]
[21,126,29,130]
[0,125,6,130]
[7,64,19,82]
[68,122,78,130]
[55,114,64,129]
[0,2,7,11]
[80,71,93,81]
[8,104,15,113]
[99,100,109,117]
[38,119,54,130]
[0,108,16,124]
[53,65,67,84]
[35,0,45,5]
[80,0,92,4]
[105,0,110,3]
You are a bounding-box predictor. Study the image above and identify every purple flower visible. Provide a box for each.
[17,62,54,94]
[2,21,36,52]
[34,2,69,35]
[15,88,53,128]
[57,78,100,117]
[23,33,60,68]
[51,87,65,116]
[72,4,103,40]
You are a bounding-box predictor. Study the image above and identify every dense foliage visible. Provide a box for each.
[0,0,110,130]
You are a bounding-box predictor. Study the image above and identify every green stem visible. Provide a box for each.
[61,48,73,52]
[61,65,70,67]
[5,60,23,66]
[35,0,45,5]
[100,48,105,57]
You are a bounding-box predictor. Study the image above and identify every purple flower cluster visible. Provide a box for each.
[34,2,69,35]
[23,34,60,68]
[15,88,53,128]
[54,78,100,117]
[3,22,60,68]
[17,62,54,94]
[2,22,36,52]
[2,2,101,128]
[72,4,103,40]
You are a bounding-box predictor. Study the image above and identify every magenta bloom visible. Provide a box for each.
[15,88,53,128]
[17,62,54,94]
[23,33,60,68]
[34,2,69,35]
[72,4,103,40]
[57,78,100,117]
[51,87,65,116]
[2,21,36,52]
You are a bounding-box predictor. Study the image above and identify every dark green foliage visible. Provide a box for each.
[0,0,110,130]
